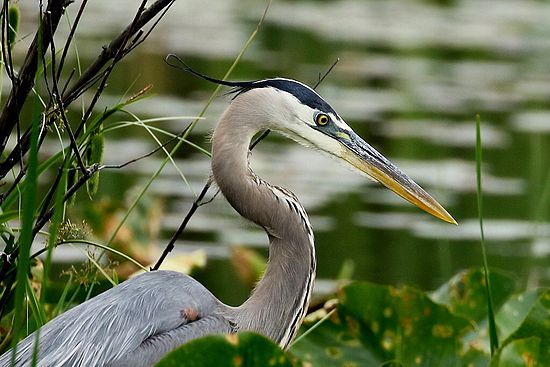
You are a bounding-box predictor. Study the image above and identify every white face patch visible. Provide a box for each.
[329,112,351,131]
[253,82,360,164]
[271,88,318,128]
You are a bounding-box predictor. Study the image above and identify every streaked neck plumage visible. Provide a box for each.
[211,89,316,348]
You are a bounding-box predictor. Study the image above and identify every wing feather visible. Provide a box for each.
[0,271,228,367]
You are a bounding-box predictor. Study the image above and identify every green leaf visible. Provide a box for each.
[431,268,516,322]
[7,5,20,46]
[459,288,540,360]
[295,281,473,366]
[475,114,499,355]
[492,337,540,367]
[495,290,540,342]
[155,332,296,367]
[291,313,382,366]
[461,347,490,367]
[494,290,550,364]
[11,91,42,352]
[338,282,471,366]
[0,210,19,225]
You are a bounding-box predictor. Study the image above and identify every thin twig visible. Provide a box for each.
[56,0,88,81]
[48,17,88,176]
[60,68,76,97]
[61,0,174,105]
[151,181,212,271]
[314,57,339,89]
[1,1,16,81]
[101,129,186,170]
[0,122,48,206]
[32,130,185,236]
[73,0,149,140]
[124,0,175,55]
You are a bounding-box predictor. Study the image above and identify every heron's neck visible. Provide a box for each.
[211,107,316,349]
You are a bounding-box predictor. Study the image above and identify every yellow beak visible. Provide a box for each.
[338,130,457,225]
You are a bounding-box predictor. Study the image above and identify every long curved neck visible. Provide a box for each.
[211,101,316,349]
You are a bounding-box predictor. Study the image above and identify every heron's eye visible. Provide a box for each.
[315,113,330,126]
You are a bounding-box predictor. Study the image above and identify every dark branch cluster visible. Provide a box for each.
[0,0,176,320]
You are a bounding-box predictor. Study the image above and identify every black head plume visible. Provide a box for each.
[164,54,338,115]
[164,54,258,95]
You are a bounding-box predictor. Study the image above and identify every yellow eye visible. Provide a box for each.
[315,113,329,126]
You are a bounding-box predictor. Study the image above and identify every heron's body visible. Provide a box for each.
[2,272,232,366]
[0,70,455,366]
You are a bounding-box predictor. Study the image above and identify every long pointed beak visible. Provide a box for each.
[336,130,457,224]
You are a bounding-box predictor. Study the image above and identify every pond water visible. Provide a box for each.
[12,0,550,305]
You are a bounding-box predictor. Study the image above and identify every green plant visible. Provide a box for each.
[157,268,549,366]
[0,0,180,352]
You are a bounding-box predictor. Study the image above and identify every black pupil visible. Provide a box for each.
[319,115,327,124]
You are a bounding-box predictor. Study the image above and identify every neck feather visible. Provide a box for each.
[211,98,316,348]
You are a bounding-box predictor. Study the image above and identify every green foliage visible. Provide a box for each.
[339,282,470,366]
[11,95,42,350]
[431,269,516,322]
[491,290,550,365]
[7,5,19,46]
[291,312,381,366]
[85,126,105,198]
[292,280,472,366]
[158,269,550,367]
[155,332,295,367]
[0,1,197,351]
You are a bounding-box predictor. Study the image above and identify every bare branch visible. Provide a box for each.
[62,0,175,105]
[0,0,176,179]
[49,17,88,176]
[152,181,213,271]
[0,0,71,156]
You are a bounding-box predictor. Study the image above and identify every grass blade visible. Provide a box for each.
[10,100,42,363]
[475,114,499,355]
[40,163,68,308]
[291,308,336,347]
[25,278,46,327]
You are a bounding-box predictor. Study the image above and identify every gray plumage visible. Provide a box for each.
[1,272,232,367]
[0,75,455,367]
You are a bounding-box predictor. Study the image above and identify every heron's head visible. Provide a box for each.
[168,55,455,224]
[232,78,456,224]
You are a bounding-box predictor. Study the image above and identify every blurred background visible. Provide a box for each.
[13,0,550,306]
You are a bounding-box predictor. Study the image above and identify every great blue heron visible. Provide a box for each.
[0,65,455,367]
